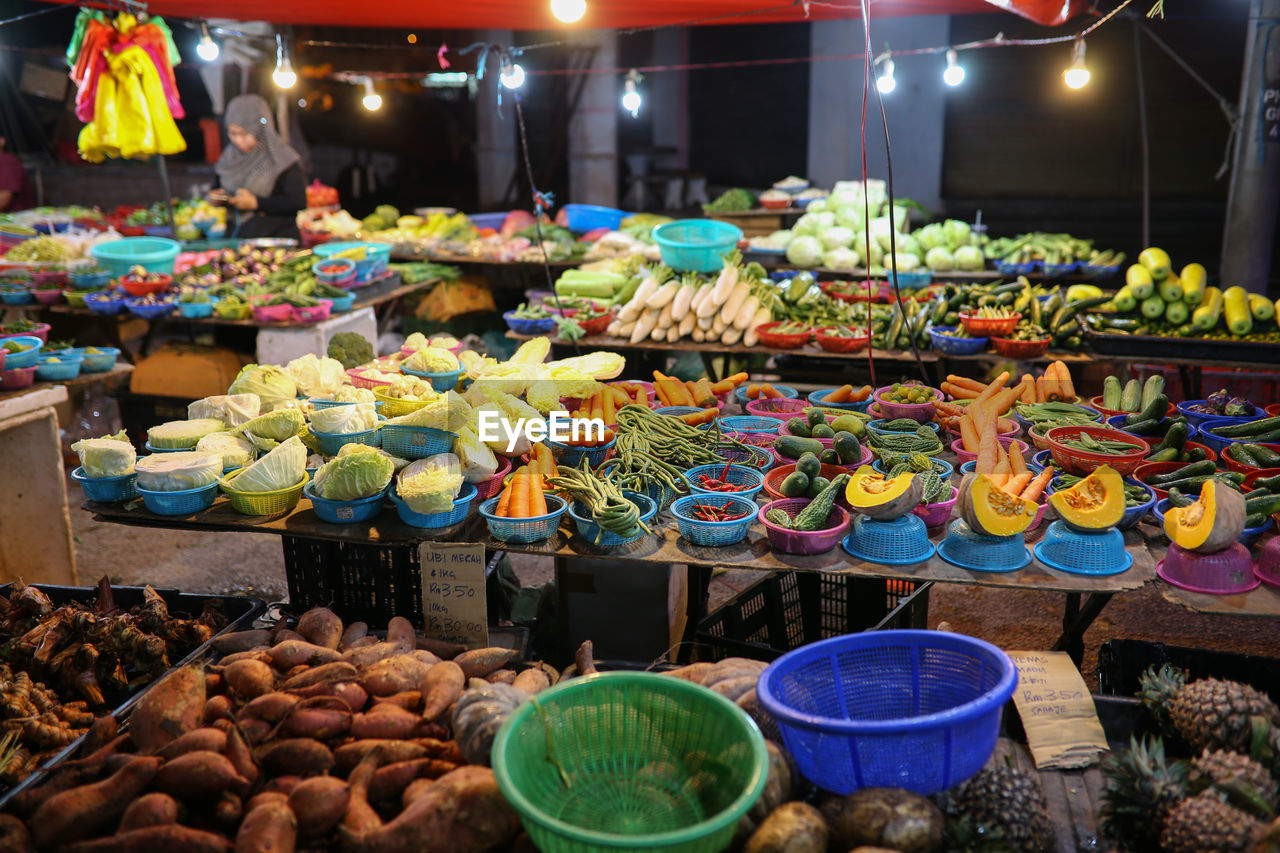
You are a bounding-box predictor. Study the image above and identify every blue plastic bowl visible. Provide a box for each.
[70,270,113,290]
[548,437,615,468]
[683,463,765,498]
[35,355,82,381]
[379,425,457,460]
[720,416,781,435]
[958,459,1046,478]
[389,483,477,528]
[1175,400,1264,431]
[770,271,802,282]
[885,270,933,291]
[808,389,871,412]
[136,481,219,516]
[480,494,569,543]
[1197,423,1254,457]
[758,630,1018,795]
[671,493,756,547]
[92,236,180,276]
[71,467,138,503]
[1080,263,1121,279]
[308,424,382,456]
[176,300,214,318]
[872,456,954,479]
[65,347,120,373]
[304,481,387,524]
[313,242,390,283]
[568,490,657,547]
[734,384,798,405]
[313,257,357,285]
[468,212,508,231]
[0,288,34,306]
[327,292,356,312]
[1040,261,1079,276]
[1105,414,1197,443]
[85,291,126,314]
[563,204,627,232]
[126,297,174,319]
[0,336,44,369]
[652,219,744,273]
[929,326,989,356]
[503,311,557,335]
[994,260,1037,276]
[401,366,464,392]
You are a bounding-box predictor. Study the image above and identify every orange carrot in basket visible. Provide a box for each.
[608,386,630,408]
[637,387,649,408]
[1003,472,1033,497]
[529,473,547,516]
[934,400,964,417]
[653,381,673,407]
[1020,466,1054,502]
[941,382,979,400]
[510,467,532,518]
[851,384,874,402]
[496,479,514,517]
[946,375,986,392]
[711,373,749,395]
[988,385,1024,416]
[959,413,981,453]
[678,409,718,426]
[1008,441,1028,476]
[589,393,604,423]
[762,383,785,399]
[745,383,761,400]
[602,387,616,425]
[692,378,717,408]
[973,371,1011,407]
[827,384,855,404]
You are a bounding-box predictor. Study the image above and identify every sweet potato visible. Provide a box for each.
[332,681,369,713]
[271,640,342,669]
[261,776,302,795]
[339,621,369,651]
[415,636,465,659]
[409,650,442,666]
[157,726,227,760]
[236,800,297,853]
[247,791,290,811]
[118,792,181,832]
[342,752,383,835]
[371,691,421,712]
[0,814,33,853]
[454,648,518,679]
[385,616,416,651]
[256,738,335,777]
[242,693,301,723]
[361,655,432,696]
[575,640,597,676]
[218,650,274,668]
[271,628,307,645]
[348,636,379,649]
[510,668,550,694]
[282,706,352,739]
[131,664,206,753]
[155,750,251,799]
[206,672,224,693]
[351,705,419,740]
[486,669,517,685]
[373,760,460,804]
[400,777,434,808]
[289,775,349,837]
[225,659,276,699]
[334,740,429,774]
[665,662,712,684]
[215,791,244,827]
[226,725,259,787]
[421,662,464,721]
[31,755,162,847]
[280,662,358,691]
[342,642,403,669]
[337,766,519,853]
[212,718,233,733]
[709,675,757,703]
[206,694,233,723]
[213,629,273,654]
[296,607,343,650]
[745,802,827,853]
[63,825,233,853]
[240,717,273,746]
[83,714,118,753]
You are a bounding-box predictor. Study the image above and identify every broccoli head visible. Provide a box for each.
[327,331,374,369]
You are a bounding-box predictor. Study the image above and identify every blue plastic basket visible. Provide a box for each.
[71,467,138,503]
[480,495,569,543]
[548,437,615,468]
[937,518,1033,573]
[0,336,44,369]
[176,300,214,318]
[390,482,477,528]
[503,311,557,336]
[1041,261,1079,276]
[68,347,120,373]
[683,463,765,498]
[304,481,387,524]
[652,219,744,273]
[807,389,871,412]
[379,424,456,459]
[842,514,937,565]
[994,260,1037,276]
[563,204,627,232]
[35,355,82,381]
[126,297,174,319]
[712,443,774,471]
[1050,474,1154,531]
[655,406,703,418]
[929,326,989,356]
[143,440,189,454]
[327,292,356,312]
[758,630,1018,795]
[401,366,464,392]
[92,237,180,275]
[1175,400,1262,431]
[85,292,126,314]
[569,490,657,547]
[308,424,382,456]
[136,481,219,515]
[313,242,390,283]
[671,493,755,547]
[872,456,954,479]
[1080,263,1121,279]
[1031,449,1053,470]
[885,270,933,291]
[734,384,799,405]
[468,212,508,231]
[719,416,781,435]
[1034,521,1132,575]
[0,289,33,306]
[70,270,113,290]
[313,257,356,285]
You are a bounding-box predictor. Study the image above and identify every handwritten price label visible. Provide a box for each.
[418,542,488,648]
[1007,651,1108,769]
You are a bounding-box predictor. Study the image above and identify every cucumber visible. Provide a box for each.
[1164,300,1189,325]
[1127,394,1168,427]
[1166,487,1194,508]
[805,476,831,499]
[785,418,811,438]
[1120,379,1142,413]
[1112,285,1137,313]
[775,435,825,460]
[1222,286,1253,336]
[1253,474,1280,492]
[1140,295,1166,320]
[1140,375,1166,410]
[1211,416,1280,438]
[1147,459,1217,485]
[1228,443,1261,467]
[1245,513,1266,529]
[1124,418,1161,436]
[1153,419,1187,454]
[1248,292,1276,322]
[779,471,810,497]
[1147,447,1179,463]
[1246,443,1280,467]
[1158,274,1183,304]
[1181,447,1208,463]
[1126,264,1154,299]
[1244,492,1280,515]
[1102,376,1122,410]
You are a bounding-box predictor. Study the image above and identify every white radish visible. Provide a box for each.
[618,320,636,338]
[689,282,713,313]
[606,320,622,337]
[631,308,659,344]
[742,306,772,347]
[629,276,659,310]
[651,302,674,340]
[692,327,705,343]
[710,314,727,337]
[722,326,743,346]
[671,283,695,321]
[719,280,751,326]
[710,256,739,306]
[678,311,697,337]
[617,295,644,324]
[732,295,759,330]
[649,282,680,310]
[665,326,680,343]
[698,313,715,331]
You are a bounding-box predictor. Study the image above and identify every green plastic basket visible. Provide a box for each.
[492,672,767,853]
[218,470,307,515]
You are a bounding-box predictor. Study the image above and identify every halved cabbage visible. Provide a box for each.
[313,446,394,500]
[71,430,136,478]
[135,451,223,491]
[237,408,306,451]
[188,394,260,427]
[228,435,306,493]
[196,431,255,470]
[310,403,379,435]
[148,418,226,450]
[397,453,463,515]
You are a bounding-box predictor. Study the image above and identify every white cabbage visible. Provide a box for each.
[188,394,260,427]
[135,451,223,491]
[286,354,347,397]
[196,432,255,470]
[310,403,379,435]
[148,418,226,449]
[72,430,136,478]
[228,435,306,493]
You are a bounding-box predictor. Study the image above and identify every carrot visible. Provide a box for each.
[1017,374,1037,404]
[946,375,986,392]
[975,417,999,474]
[1003,472,1033,496]
[539,445,558,481]
[957,413,979,453]
[762,383,784,399]
[637,387,649,407]
[827,384,855,404]
[608,386,630,408]
[496,480,514,518]
[745,383,761,400]
[1008,441,1028,476]
[992,449,1011,478]
[1020,466,1054,502]
[692,378,717,408]
[678,409,717,426]
[942,382,979,400]
[987,386,1023,415]
[529,473,547,517]
[934,400,965,417]
[510,468,532,518]
[972,371,1011,407]
[710,372,749,395]
[602,387,616,425]
[1055,360,1076,400]
[852,384,874,402]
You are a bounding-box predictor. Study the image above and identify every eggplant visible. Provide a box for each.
[1225,397,1255,417]
[1206,389,1230,413]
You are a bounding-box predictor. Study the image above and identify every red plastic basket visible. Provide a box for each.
[1046,425,1149,476]
[474,455,514,501]
[763,463,857,508]
[1221,442,1280,473]
[575,312,614,337]
[745,397,807,420]
[1243,468,1280,491]
[813,326,870,353]
[1088,395,1176,419]
[301,228,334,249]
[958,311,1020,337]
[121,274,172,297]
[1134,460,1195,499]
[755,321,812,350]
[0,365,37,390]
[990,336,1051,359]
[0,323,50,343]
[1176,441,1218,465]
[1267,404,1280,419]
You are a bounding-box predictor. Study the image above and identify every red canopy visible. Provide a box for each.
[53,0,1088,30]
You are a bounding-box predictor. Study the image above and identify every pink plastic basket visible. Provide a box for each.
[0,365,37,390]
[1158,543,1260,595]
[345,367,393,389]
[745,397,807,420]
[872,385,940,423]
[292,299,333,323]
[912,485,959,527]
[1254,538,1280,589]
[0,323,50,343]
[757,498,850,555]
[951,436,1030,465]
[475,455,514,501]
[252,303,294,323]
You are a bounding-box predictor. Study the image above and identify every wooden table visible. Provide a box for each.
[0,363,133,406]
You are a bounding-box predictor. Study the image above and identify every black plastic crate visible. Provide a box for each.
[117,392,195,452]
[1097,639,1280,702]
[695,573,931,662]
[281,536,426,628]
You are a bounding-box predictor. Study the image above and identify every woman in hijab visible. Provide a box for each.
[210,94,306,239]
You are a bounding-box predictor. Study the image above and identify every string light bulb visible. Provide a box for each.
[942,48,964,87]
[500,60,526,90]
[1063,39,1090,89]
[195,21,219,62]
[621,70,642,117]
[550,0,587,23]
[362,78,382,111]
[875,52,896,94]
[272,33,296,89]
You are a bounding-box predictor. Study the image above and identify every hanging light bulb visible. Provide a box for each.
[942,48,965,87]
[362,78,382,111]
[1063,39,1090,90]
[272,33,296,89]
[196,21,220,62]
[875,53,896,94]
[500,60,526,90]
[621,70,642,118]
[550,0,587,23]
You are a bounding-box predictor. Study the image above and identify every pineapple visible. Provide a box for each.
[1188,748,1279,818]
[948,765,1052,853]
[1139,665,1280,754]
[1100,736,1189,852]
[1160,792,1264,853]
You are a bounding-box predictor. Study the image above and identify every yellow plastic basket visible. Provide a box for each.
[372,390,431,418]
[218,469,307,515]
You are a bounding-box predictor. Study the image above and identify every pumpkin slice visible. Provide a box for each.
[1049,464,1125,530]
[957,473,1037,537]
[845,465,922,520]
[1163,478,1244,553]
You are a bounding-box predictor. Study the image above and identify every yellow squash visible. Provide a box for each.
[1049,464,1125,530]
[957,473,1037,537]
[845,465,921,521]
[1163,479,1244,554]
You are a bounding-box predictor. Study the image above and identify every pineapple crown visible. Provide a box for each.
[1100,735,1190,853]
[1137,664,1188,732]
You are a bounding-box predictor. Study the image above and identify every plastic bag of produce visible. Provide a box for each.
[148,418,227,450]
[71,430,136,478]
[230,435,306,492]
[135,451,223,491]
[397,452,464,514]
[228,363,297,412]
[309,402,379,435]
[313,445,395,501]
[188,394,260,427]
[286,354,346,397]
[196,431,255,470]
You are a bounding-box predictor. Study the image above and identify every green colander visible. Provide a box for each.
[491,671,767,853]
[218,470,307,515]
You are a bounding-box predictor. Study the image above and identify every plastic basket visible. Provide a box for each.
[308,424,382,456]
[1199,423,1256,457]
[304,481,388,524]
[563,204,627,232]
[91,236,180,275]
[480,495,568,543]
[958,311,1020,337]
[313,257,357,285]
[757,630,1017,795]
[758,498,849,555]
[475,456,515,501]
[31,288,64,305]
[126,297,174,319]
[872,385,939,423]
[0,288,34,306]
[136,481,218,515]
[71,467,138,503]
[0,337,43,369]
[743,398,805,421]
[252,302,293,323]
[1033,521,1133,576]
[990,336,1052,359]
[652,219,744,273]
[401,365,464,392]
[504,311,558,335]
[871,456,954,479]
[313,241,391,283]
[379,424,457,459]
[671,494,756,547]
[292,300,333,323]
[219,470,307,515]
[346,367,393,390]
[842,514,936,565]
[735,385,798,406]
[754,322,811,350]
[950,436,1029,465]
[813,327,870,353]
[885,270,933,291]
[711,443,773,471]
[937,518,1032,572]
[929,326,989,355]
[807,389,871,412]
[176,300,214,318]
[327,292,356,312]
[763,463,856,508]
[568,491,657,547]
[1046,425,1148,476]
[683,463,765,498]
[70,269,112,290]
[912,485,960,527]
[35,355,82,381]
[1221,442,1280,473]
[0,323,50,344]
[1158,542,1259,595]
[548,437,615,468]
[1118,480,1157,530]
[0,366,36,391]
[492,671,767,853]
[994,260,1036,276]
[719,416,780,435]
[390,482,477,528]
[1175,400,1264,431]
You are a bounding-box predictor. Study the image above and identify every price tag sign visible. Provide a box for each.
[418,542,488,648]
[1008,651,1108,769]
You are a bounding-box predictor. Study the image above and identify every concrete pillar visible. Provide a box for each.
[1219,0,1280,293]
[567,31,619,207]
[651,28,689,169]
[475,30,519,210]
[808,16,949,212]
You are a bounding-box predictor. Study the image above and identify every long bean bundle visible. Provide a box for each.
[548,458,651,544]
[614,404,745,469]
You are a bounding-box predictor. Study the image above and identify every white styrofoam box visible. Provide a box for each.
[256,306,377,365]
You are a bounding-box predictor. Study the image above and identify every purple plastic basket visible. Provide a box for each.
[757,498,849,555]
[912,485,959,527]
[1158,543,1260,595]
[1255,538,1280,589]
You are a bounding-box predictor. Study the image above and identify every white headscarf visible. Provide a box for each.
[215,94,301,198]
